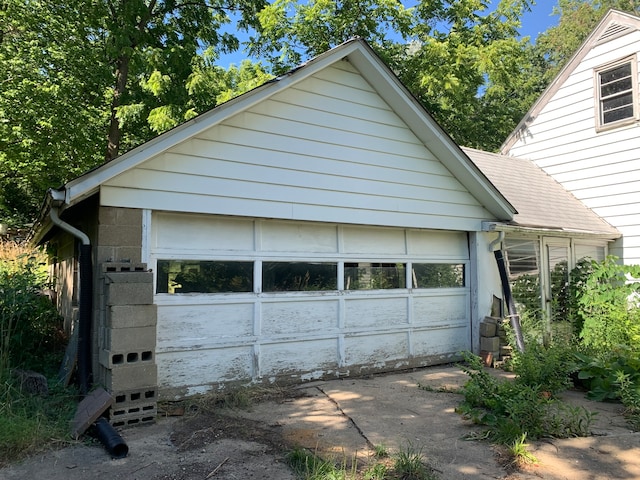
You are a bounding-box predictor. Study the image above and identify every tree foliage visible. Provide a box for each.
[0,0,268,226]
[536,0,640,82]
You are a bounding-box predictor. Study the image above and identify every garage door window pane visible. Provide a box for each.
[344,263,406,290]
[156,260,253,293]
[412,264,465,288]
[262,262,337,292]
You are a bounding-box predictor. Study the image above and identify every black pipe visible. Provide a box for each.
[494,249,525,353]
[92,418,129,459]
[77,243,93,395]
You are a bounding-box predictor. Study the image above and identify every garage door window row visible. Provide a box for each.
[156,260,465,294]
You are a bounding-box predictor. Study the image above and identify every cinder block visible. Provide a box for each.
[112,388,157,405]
[110,411,156,428]
[99,349,154,369]
[480,336,501,352]
[105,363,157,392]
[483,316,500,325]
[106,326,156,352]
[99,207,141,226]
[480,322,497,337]
[105,271,152,284]
[98,224,143,247]
[108,305,157,329]
[105,282,153,306]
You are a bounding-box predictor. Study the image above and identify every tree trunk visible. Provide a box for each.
[105,54,130,162]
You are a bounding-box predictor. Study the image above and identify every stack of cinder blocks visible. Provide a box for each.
[480,316,501,367]
[479,316,513,367]
[96,262,158,427]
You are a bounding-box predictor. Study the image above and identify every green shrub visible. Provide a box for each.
[569,257,640,357]
[0,242,63,377]
[573,348,640,402]
[458,352,593,445]
[510,342,575,396]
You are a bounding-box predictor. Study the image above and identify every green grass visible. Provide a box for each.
[0,377,77,467]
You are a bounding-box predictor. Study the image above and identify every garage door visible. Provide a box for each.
[150,212,470,398]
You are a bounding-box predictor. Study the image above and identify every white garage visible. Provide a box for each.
[36,39,515,405]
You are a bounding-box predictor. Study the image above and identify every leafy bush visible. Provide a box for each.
[509,342,575,396]
[458,352,593,445]
[0,241,64,377]
[569,256,640,356]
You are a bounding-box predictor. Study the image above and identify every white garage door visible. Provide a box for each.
[150,212,470,398]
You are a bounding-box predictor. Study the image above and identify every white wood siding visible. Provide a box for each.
[102,61,492,232]
[507,32,640,264]
[151,213,471,398]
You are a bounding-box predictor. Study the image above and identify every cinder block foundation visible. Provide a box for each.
[96,262,157,426]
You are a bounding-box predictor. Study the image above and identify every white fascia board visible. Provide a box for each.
[63,41,364,208]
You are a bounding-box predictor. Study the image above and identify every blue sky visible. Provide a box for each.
[219,1,561,67]
[520,2,560,39]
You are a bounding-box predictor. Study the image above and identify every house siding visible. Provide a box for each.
[506,29,640,264]
[102,61,493,232]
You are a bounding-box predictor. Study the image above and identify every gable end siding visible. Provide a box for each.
[101,62,493,231]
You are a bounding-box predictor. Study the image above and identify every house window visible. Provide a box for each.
[156,260,253,293]
[262,262,337,292]
[344,263,406,290]
[595,56,638,129]
[411,263,465,288]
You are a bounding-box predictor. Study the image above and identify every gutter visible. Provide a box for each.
[46,188,128,458]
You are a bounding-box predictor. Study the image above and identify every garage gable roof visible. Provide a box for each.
[53,39,514,222]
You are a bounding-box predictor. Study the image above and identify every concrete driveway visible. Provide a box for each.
[2,365,640,479]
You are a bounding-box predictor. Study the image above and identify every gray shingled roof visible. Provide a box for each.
[463,147,620,236]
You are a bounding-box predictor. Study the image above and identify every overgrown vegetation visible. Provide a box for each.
[0,240,75,466]
[286,443,437,480]
[466,255,640,468]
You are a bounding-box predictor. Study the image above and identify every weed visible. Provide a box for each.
[286,447,358,479]
[393,443,437,480]
[457,352,594,446]
[372,443,388,458]
[507,434,537,467]
[615,371,640,431]
[363,462,387,479]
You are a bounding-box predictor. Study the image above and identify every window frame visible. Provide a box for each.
[594,55,639,131]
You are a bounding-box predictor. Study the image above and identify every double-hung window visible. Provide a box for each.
[595,56,638,130]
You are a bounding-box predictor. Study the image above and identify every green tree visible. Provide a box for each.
[400,0,543,151]
[536,0,640,82]
[0,0,268,226]
[0,1,108,225]
[250,0,543,151]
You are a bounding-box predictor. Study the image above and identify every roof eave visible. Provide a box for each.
[482,221,622,240]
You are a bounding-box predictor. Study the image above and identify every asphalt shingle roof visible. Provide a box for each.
[463,147,619,236]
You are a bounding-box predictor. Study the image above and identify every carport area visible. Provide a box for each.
[3,365,640,480]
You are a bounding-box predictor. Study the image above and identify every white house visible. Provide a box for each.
[502,9,640,266]
[32,39,619,426]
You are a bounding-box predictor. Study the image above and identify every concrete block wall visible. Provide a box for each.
[96,262,158,427]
